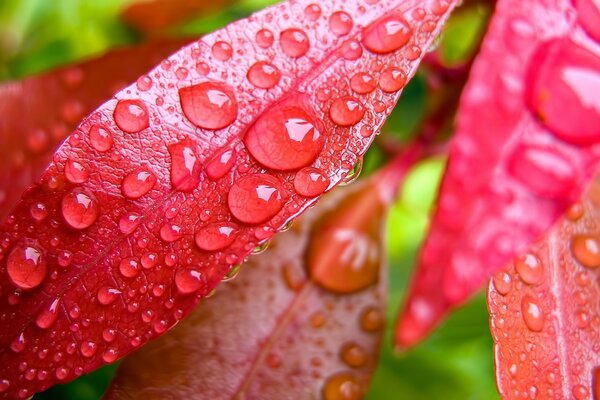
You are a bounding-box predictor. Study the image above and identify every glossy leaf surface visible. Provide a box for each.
[396,0,600,347]
[0,0,455,397]
[488,177,600,400]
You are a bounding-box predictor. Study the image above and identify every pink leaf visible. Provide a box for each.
[396,0,600,347]
[488,177,600,400]
[0,1,455,397]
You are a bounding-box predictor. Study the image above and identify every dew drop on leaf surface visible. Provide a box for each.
[179,82,238,130]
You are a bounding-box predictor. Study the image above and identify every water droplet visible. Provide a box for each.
[89,125,113,152]
[228,174,284,224]
[361,307,384,332]
[195,222,238,251]
[492,271,512,295]
[508,144,576,199]
[573,384,589,400]
[294,167,329,197]
[222,264,241,282]
[244,104,324,170]
[141,252,158,269]
[205,148,236,180]
[119,213,141,234]
[280,29,310,58]
[175,269,203,294]
[379,68,407,92]
[340,342,368,368]
[575,310,590,329]
[362,14,412,54]
[211,41,233,61]
[341,40,363,60]
[160,223,183,242]
[7,244,47,290]
[64,159,89,184]
[62,189,100,230]
[10,334,26,353]
[97,287,121,305]
[169,141,201,192]
[102,328,117,343]
[350,72,377,94]
[572,234,600,268]
[119,258,140,278]
[527,38,600,145]
[247,61,281,89]
[35,299,60,329]
[252,241,269,255]
[256,29,274,48]
[304,4,321,20]
[329,11,353,36]
[330,96,365,126]
[515,253,543,285]
[80,341,97,358]
[322,372,362,400]
[0,380,9,393]
[179,82,238,130]
[122,167,156,199]
[114,99,149,133]
[30,202,48,222]
[341,159,363,185]
[102,348,118,363]
[521,295,544,332]
[136,75,153,91]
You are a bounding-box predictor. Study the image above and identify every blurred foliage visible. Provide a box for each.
[0,0,496,398]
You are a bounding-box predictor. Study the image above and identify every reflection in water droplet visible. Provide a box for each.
[114,99,149,133]
[222,264,241,282]
[35,299,60,329]
[228,174,284,224]
[64,159,89,184]
[341,159,363,186]
[62,190,99,230]
[30,203,48,222]
[179,82,238,130]
[362,14,412,54]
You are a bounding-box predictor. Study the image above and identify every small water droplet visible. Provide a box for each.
[247,61,281,89]
[573,384,589,400]
[175,269,203,294]
[244,103,324,170]
[64,159,89,184]
[492,271,512,295]
[35,299,60,329]
[195,222,238,251]
[119,213,141,234]
[515,253,543,285]
[169,141,201,192]
[361,307,384,332]
[362,14,412,54]
[379,68,407,92]
[136,75,153,91]
[280,29,310,58]
[10,333,26,353]
[179,82,238,130]
[575,310,590,329]
[329,11,353,36]
[222,264,241,282]
[0,380,8,393]
[62,190,99,230]
[294,167,329,197]
[29,203,48,222]
[572,234,600,268]
[89,125,113,152]
[322,372,362,400]
[304,4,321,20]
[350,72,377,94]
[160,223,183,242]
[80,341,97,358]
[121,167,156,199]
[330,96,365,126]
[102,348,118,363]
[114,99,149,133]
[141,252,158,269]
[119,258,140,278]
[205,148,236,180]
[341,40,363,60]
[97,286,121,305]
[340,342,368,368]
[228,174,284,224]
[103,328,117,343]
[256,29,274,48]
[341,159,363,185]
[521,295,544,332]
[7,244,47,290]
[211,41,233,61]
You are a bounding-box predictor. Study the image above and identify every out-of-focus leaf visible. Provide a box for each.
[396,0,600,348]
[488,176,600,399]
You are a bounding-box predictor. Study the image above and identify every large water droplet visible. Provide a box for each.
[571,234,600,268]
[205,148,236,180]
[527,38,600,145]
[507,144,576,199]
[175,269,203,294]
[362,14,412,54]
[515,253,543,285]
[169,141,201,192]
[244,103,324,170]
[322,372,362,400]
[64,159,89,184]
[329,11,353,36]
[179,82,238,130]
[247,61,281,89]
[35,299,60,329]
[62,190,99,229]
[280,29,310,58]
[121,167,156,199]
[114,99,149,133]
[330,96,365,126]
[521,295,544,332]
[89,125,113,152]
[294,167,329,197]
[195,222,238,251]
[228,174,284,224]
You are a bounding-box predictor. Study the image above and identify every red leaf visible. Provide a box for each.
[488,178,600,400]
[0,1,454,397]
[0,39,189,222]
[104,152,417,400]
[395,0,600,347]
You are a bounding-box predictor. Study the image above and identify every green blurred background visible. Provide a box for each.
[0,0,498,398]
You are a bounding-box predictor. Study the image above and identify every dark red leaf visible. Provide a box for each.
[395,0,600,347]
[0,1,455,397]
[488,177,600,400]
[104,151,418,400]
[0,39,189,222]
